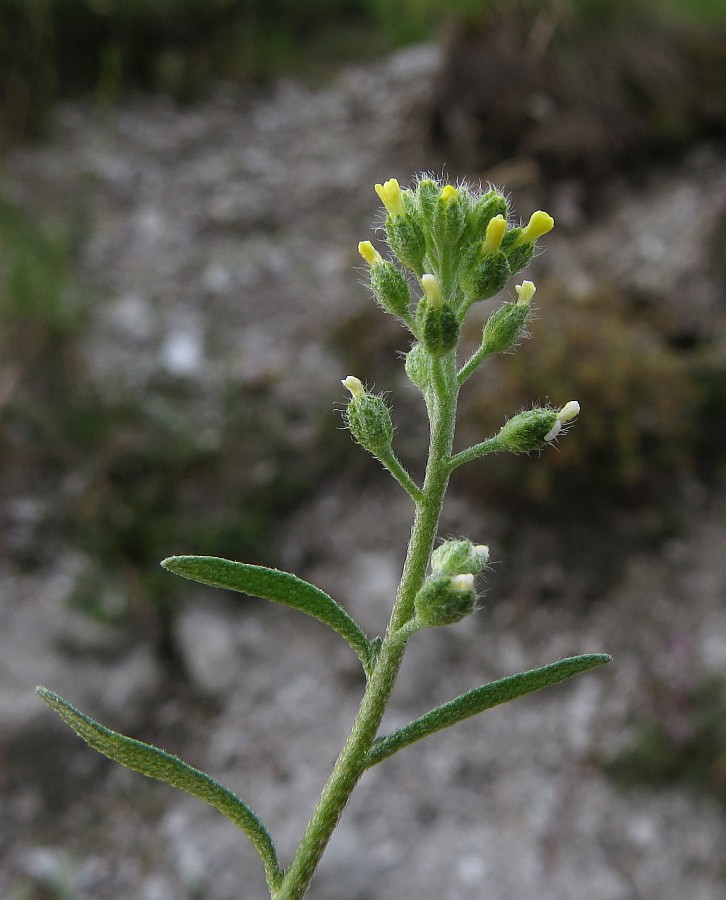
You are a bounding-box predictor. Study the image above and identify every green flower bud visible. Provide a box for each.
[465,251,511,302]
[497,407,559,453]
[431,539,489,577]
[415,177,440,227]
[342,376,394,456]
[414,574,478,627]
[422,303,459,357]
[468,190,509,240]
[502,229,534,276]
[432,185,466,248]
[481,294,531,356]
[405,343,430,393]
[386,216,426,276]
[370,260,410,318]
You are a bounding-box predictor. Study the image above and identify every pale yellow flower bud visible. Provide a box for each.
[481,214,507,254]
[342,376,365,399]
[358,241,382,266]
[514,280,536,305]
[421,273,443,309]
[440,185,459,203]
[374,178,405,218]
[519,210,554,244]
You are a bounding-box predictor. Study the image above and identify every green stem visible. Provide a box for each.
[457,344,489,386]
[449,436,502,470]
[274,353,458,900]
[377,449,424,503]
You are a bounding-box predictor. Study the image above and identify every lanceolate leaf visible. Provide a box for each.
[36,687,283,894]
[161,556,374,676]
[365,653,612,768]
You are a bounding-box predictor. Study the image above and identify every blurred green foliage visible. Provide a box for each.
[3,0,726,141]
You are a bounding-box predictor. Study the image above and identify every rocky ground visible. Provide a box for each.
[2,42,726,900]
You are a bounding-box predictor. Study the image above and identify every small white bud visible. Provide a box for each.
[544,400,580,442]
[514,280,536,305]
[342,375,365,399]
[451,573,475,591]
[558,400,581,423]
[543,420,562,442]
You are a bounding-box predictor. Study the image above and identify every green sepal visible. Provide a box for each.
[468,190,508,241]
[415,177,440,227]
[365,653,611,768]
[36,687,283,894]
[346,391,394,457]
[481,301,530,355]
[464,250,511,302]
[497,407,558,453]
[370,260,410,319]
[404,342,431,394]
[414,574,477,627]
[422,303,459,357]
[432,192,466,249]
[501,228,534,274]
[162,556,374,676]
[386,215,426,275]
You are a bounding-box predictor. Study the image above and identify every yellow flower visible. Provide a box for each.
[519,210,554,244]
[374,178,405,218]
[358,241,382,266]
[481,214,506,254]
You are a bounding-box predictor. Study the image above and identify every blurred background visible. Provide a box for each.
[2,0,726,897]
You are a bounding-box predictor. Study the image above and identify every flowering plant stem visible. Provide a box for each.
[37,175,610,900]
[276,354,457,899]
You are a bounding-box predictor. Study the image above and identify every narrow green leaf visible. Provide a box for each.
[162,555,373,675]
[36,687,283,893]
[365,653,612,768]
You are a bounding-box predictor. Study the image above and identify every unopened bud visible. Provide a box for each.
[342,375,365,398]
[469,191,509,239]
[464,251,510,302]
[481,215,507,254]
[343,380,394,456]
[481,300,530,356]
[375,178,405,218]
[414,574,478,627]
[514,280,536,305]
[517,210,554,245]
[369,259,410,318]
[432,184,466,248]
[422,301,459,357]
[431,539,489,577]
[386,216,426,275]
[421,274,443,308]
[544,400,581,442]
[358,241,382,266]
[497,407,559,453]
[416,177,440,226]
[405,343,430,392]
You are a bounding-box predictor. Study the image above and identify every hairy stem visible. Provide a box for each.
[274,353,458,900]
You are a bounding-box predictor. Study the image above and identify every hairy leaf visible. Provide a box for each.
[36,687,282,893]
[162,555,373,675]
[366,653,611,767]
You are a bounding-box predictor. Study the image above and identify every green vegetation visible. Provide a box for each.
[3,0,726,142]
